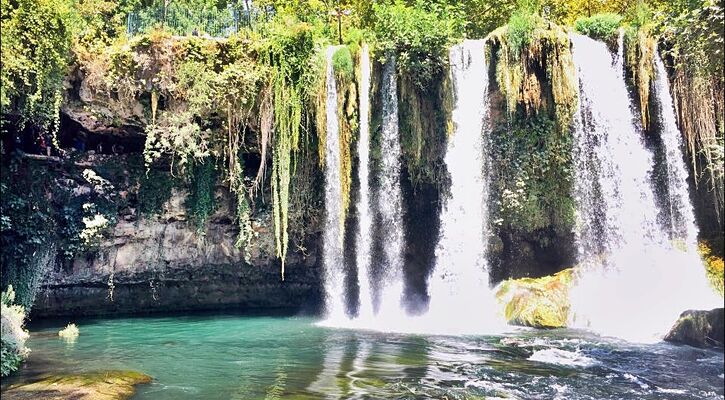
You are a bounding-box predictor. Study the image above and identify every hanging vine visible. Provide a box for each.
[259,19,320,279]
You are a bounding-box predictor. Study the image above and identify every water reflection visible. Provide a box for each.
[4,316,722,400]
[299,331,431,399]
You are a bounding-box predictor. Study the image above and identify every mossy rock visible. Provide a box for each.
[495,268,574,329]
[664,308,724,348]
[2,370,152,400]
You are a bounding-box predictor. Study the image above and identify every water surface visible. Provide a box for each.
[4,313,723,399]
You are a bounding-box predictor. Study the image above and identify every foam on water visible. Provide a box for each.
[528,348,599,368]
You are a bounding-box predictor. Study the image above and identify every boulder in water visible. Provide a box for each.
[664,308,724,348]
[2,370,152,399]
[495,269,574,329]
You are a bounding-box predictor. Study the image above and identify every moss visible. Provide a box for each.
[3,370,152,400]
[698,242,725,297]
[397,68,451,190]
[185,159,218,232]
[486,21,577,131]
[496,269,574,329]
[136,167,178,216]
[624,26,656,131]
[333,46,358,232]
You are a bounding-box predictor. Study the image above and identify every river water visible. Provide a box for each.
[3,313,723,399]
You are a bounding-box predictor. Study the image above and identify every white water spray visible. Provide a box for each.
[568,33,719,343]
[355,45,374,319]
[322,45,346,320]
[424,40,505,334]
[376,55,407,318]
[653,54,700,247]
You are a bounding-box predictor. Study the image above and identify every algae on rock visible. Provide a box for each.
[2,370,152,400]
[496,268,574,329]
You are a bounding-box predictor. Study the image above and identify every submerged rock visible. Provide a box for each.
[2,370,152,400]
[495,269,574,329]
[664,308,724,348]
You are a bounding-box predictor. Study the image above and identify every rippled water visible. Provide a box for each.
[3,313,723,399]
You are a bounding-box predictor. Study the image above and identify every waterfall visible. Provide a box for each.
[320,50,406,329]
[355,44,374,319]
[424,40,504,334]
[652,54,699,247]
[568,33,719,342]
[375,55,406,318]
[322,45,346,320]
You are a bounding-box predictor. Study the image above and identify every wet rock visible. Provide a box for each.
[664,308,724,348]
[495,269,574,329]
[2,370,151,400]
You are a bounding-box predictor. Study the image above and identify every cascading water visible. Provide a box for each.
[375,55,406,318]
[568,33,720,342]
[322,45,346,320]
[320,50,407,329]
[355,44,374,320]
[423,40,504,334]
[652,54,699,247]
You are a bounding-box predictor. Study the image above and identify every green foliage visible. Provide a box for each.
[186,159,218,231]
[575,13,624,41]
[699,242,725,297]
[370,1,463,89]
[332,46,354,83]
[507,10,540,57]
[1,285,28,377]
[488,19,577,130]
[654,0,724,212]
[132,1,236,37]
[0,163,56,308]
[258,17,324,278]
[490,114,575,234]
[137,167,178,216]
[1,0,78,135]
[1,338,23,377]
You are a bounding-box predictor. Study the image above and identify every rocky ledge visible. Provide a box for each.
[2,370,152,400]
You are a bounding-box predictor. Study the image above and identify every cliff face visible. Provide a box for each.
[1,151,323,318]
[33,185,322,317]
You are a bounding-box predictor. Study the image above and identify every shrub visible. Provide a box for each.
[332,46,353,83]
[575,13,624,42]
[507,10,540,57]
[1,339,24,377]
[1,286,29,377]
[371,1,463,89]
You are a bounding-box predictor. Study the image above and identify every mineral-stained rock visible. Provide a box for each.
[495,268,574,329]
[664,308,724,348]
[2,370,152,400]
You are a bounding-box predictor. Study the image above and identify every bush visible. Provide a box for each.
[575,13,624,42]
[507,10,540,57]
[1,286,29,377]
[371,1,463,89]
[1,339,24,377]
[332,46,353,83]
